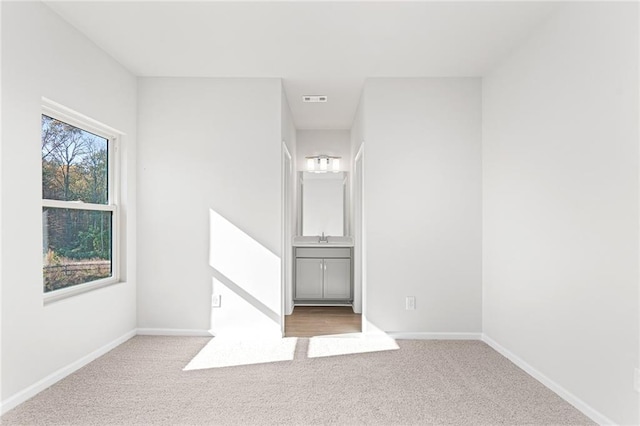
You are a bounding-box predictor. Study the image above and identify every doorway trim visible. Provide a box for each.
[281,141,293,337]
[354,142,366,333]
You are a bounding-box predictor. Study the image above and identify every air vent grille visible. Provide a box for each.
[302,95,327,103]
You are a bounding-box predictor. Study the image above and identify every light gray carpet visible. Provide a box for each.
[1,336,594,425]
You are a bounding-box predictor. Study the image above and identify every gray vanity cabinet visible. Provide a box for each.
[295,258,324,299]
[294,247,352,303]
[323,259,351,299]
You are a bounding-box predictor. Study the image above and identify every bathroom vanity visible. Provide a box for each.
[293,239,353,305]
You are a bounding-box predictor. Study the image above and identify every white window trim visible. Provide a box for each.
[41,98,123,305]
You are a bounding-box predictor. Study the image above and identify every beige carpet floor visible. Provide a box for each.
[1,336,594,425]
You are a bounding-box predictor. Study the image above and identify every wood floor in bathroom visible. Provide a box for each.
[284,306,362,337]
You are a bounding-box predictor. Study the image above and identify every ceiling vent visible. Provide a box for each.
[302,95,327,103]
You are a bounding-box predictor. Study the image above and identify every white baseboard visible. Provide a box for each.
[482,334,615,426]
[387,332,483,340]
[136,328,213,337]
[0,329,136,415]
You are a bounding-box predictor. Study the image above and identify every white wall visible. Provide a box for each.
[282,91,297,164]
[0,0,4,406]
[482,3,639,424]
[1,0,137,406]
[137,78,283,338]
[350,94,365,161]
[363,78,482,333]
[281,90,296,316]
[296,130,351,172]
[350,94,365,314]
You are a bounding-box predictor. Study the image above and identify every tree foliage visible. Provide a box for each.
[42,115,111,264]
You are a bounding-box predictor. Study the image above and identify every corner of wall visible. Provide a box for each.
[482,334,616,425]
[0,0,4,406]
[1,330,136,415]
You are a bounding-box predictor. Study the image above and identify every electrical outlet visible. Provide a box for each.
[211,294,221,308]
[406,296,416,310]
[634,368,640,392]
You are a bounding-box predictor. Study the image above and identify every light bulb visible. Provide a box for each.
[332,158,340,171]
[320,157,328,171]
[307,158,315,171]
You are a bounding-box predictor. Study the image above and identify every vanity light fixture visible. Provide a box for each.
[305,155,341,173]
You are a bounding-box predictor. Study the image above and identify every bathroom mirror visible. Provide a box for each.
[299,171,348,237]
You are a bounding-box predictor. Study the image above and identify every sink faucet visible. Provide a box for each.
[319,232,329,243]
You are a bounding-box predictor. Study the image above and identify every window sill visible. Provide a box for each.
[43,277,122,305]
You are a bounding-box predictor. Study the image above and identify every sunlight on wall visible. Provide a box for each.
[183,337,298,370]
[307,322,398,358]
[209,209,281,338]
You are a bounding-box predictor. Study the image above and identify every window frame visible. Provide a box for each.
[41,99,121,304]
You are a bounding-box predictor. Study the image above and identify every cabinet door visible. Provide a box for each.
[295,258,324,299]
[323,258,351,299]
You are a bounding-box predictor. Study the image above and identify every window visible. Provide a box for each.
[41,103,119,298]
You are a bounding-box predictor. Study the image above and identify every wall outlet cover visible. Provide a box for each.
[211,294,221,308]
[406,296,416,310]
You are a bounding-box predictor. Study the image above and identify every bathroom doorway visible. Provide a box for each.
[283,130,364,338]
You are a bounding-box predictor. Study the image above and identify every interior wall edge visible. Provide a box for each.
[0,0,4,409]
[0,329,136,416]
[482,334,614,426]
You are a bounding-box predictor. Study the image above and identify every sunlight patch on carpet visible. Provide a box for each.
[307,333,399,358]
[183,337,298,370]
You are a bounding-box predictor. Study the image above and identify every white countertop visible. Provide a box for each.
[292,236,354,247]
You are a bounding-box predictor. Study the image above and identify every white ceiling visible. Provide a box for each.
[44,1,557,130]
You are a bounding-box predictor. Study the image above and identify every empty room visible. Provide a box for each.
[0,1,639,424]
